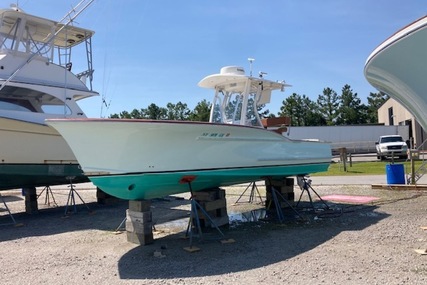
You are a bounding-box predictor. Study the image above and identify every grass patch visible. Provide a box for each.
[313,160,424,176]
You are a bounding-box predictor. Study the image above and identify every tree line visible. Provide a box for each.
[109,84,389,126]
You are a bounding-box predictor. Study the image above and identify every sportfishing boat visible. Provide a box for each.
[0,4,98,190]
[47,66,331,200]
[364,15,427,131]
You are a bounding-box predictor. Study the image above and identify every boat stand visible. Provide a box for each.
[268,185,303,223]
[37,186,58,207]
[114,217,127,233]
[234,182,263,204]
[64,177,91,216]
[180,176,225,249]
[296,176,330,211]
[185,197,226,248]
[0,193,17,226]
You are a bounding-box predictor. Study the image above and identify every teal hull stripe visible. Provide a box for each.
[90,163,330,200]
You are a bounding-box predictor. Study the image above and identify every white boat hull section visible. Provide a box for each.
[365,16,427,130]
[0,118,77,164]
[47,119,331,176]
[0,117,87,190]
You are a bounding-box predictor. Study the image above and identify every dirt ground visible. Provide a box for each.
[1,180,427,284]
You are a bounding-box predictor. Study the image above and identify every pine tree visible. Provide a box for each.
[336,84,367,125]
[279,93,323,126]
[317,87,339,125]
[366,91,389,123]
[189,99,211,122]
[166,101,190,120]
[141,103,167,120]
[278,93,303,126]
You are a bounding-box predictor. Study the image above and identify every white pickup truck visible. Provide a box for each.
[375,135,408,160]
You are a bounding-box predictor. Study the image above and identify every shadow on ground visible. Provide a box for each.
[0,193,190,242]
[0,190,391,280]
[117,202,388,280]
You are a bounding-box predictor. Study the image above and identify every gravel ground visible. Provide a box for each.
[1,179,427,284]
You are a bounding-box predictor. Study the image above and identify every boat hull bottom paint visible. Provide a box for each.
[0,164,88,190]
[89,163,329,200]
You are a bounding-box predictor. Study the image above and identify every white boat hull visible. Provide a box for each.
[47,119,331,199]
[0,118,76,164]
[0,118,87,189]
[365,16,427,131]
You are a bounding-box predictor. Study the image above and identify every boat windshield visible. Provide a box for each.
[211,89,262,127]
[0,99,33,112]
[0,98,71,115]
[41,104,71,115]
[200,66,287,128]
[0,86,72,115]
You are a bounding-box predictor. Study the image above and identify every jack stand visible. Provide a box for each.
[63,176,91,216]
[185,198,226,248]
[234,181,263,204]
[114,217,126,233]
[37,186,57,207]
[268,186,303,223]
[296,176,330,211]
[180,176,225,249]
[0,193,16,226]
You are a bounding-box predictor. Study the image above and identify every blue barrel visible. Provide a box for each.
[386,164,405,184]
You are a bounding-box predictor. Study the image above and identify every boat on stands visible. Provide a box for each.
[0,4,98,190]
[365,15,427,131]
[47,66,331,200]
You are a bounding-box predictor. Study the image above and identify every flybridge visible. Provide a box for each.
[0,0,95,90]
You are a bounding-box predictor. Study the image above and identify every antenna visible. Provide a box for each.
[248,58,255,77]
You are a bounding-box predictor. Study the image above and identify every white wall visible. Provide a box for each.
[285,125,409,153]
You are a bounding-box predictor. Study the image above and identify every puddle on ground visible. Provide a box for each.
[152,208,268,234]
[228,208,267,223]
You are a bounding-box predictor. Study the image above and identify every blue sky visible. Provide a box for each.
[15,0,427,118]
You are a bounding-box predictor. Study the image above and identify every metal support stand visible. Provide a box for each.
[185,197,226,248]
[234,182,263,204]
[0,193,16,226]
[37,186,58,207]
[268,185,303,223]
[115,217,126,232]
[180,176,225,249]
[64,176,91,216]
[296,176,330,210]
